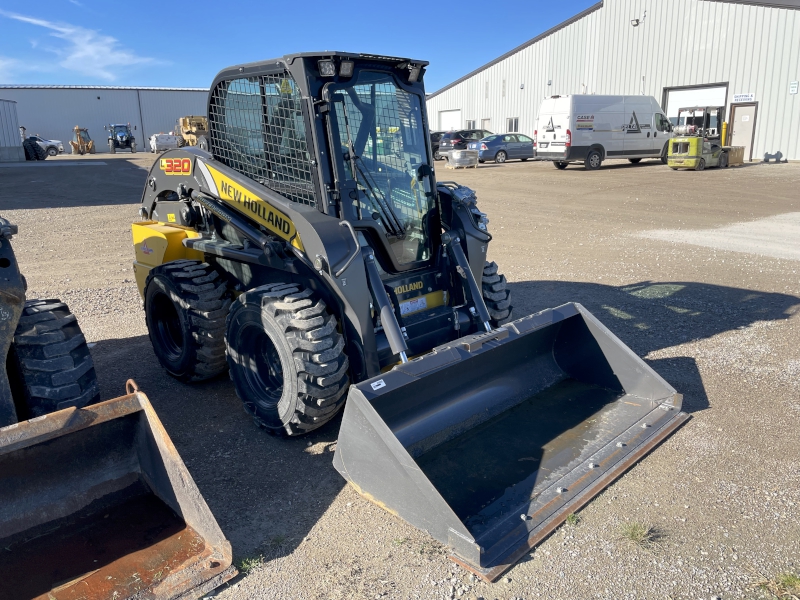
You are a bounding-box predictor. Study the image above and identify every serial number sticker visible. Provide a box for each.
[371,379,386,391]
[400,296,428,316]
[167,213,176,222]
[160,157,192,175]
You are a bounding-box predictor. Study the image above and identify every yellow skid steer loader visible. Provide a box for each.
[132,52,687,580]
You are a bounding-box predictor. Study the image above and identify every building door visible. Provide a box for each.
[439,110,462,131]
[481,118,491,131]
[729,103,757,161]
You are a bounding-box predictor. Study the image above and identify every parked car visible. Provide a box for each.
[29,135,64,156]
[438,129,493,159]
[469,133,534,163]
[430,131,445,160]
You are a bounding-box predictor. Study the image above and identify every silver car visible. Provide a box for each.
[29,135,64,156]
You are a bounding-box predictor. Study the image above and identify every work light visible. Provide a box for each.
[318,60,336,77]
[339,60,354,77]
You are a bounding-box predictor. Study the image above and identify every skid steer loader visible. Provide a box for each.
[0,217,235,599]
[133,52,687,580]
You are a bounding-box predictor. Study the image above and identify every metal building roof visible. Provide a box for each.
[0,85,208,92]
[426,0,800,99]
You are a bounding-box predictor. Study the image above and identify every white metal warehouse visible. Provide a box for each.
[0,86,208,153]
[426,0,800,162]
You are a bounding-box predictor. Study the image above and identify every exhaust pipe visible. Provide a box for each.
[0,382,236,600]
[334,303,687,581]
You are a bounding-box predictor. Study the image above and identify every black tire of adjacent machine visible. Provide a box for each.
[225,283,350,437]
[144,260,230,382]
[482,261,513,327]
[554,161,568,170]
[7,299,100,419]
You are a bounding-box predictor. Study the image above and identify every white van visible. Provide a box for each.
[535,95,673,170]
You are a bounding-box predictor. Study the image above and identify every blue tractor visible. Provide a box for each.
[105,123,137,153]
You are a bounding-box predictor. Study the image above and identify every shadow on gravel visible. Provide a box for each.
[508,279,800,413]
[90,334,346,565]
[0,158,148,210]
[85,280,799,565]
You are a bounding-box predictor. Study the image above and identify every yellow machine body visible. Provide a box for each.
[132,221,202,298]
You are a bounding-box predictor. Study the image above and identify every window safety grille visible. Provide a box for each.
[208,75,316,206]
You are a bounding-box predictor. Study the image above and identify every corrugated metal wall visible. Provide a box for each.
[0,99,21,147]
[0,88,207,153]
[0,99,25,162]
[427,0,800,160]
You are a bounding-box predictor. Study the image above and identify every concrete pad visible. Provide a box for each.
[638,212,800,261]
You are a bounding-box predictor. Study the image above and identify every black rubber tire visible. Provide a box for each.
[628,158,642,164]
[695,158,705,171]
[109,143,116,154]
[521,157,529,161]
[47,146,59,157]
[23,139,46,161]
[198,136,209,152]
[482,261,513,327]
[585,150,602,170]
[7,299,100,419]
[226,283,350,437]
[130,143,137,154]
[495,150,507,164]
[144,260,230,382]
[720,152,728,168]
[554,161,568,170]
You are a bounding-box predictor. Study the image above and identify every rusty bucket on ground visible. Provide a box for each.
[0,382,236,600]
[334,303,688,581]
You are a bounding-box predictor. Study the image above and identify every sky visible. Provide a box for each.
[0,0,597,93]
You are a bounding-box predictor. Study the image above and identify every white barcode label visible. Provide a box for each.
[400,296,428,315]
[371,379,386,391]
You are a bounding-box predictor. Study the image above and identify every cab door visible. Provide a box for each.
[653,113,672,156]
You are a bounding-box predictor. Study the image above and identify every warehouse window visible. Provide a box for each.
[507,117,519,133]
[208,75,315,207]
[465,120,476,129]
[485,81,489,100]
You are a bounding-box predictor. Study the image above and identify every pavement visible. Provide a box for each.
[1,153,798,600]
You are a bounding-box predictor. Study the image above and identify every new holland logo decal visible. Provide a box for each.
[201,163,303,251]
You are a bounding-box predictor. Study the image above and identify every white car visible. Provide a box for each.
[29,135,65,156]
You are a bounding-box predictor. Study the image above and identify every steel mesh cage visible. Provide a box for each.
[208,75,316,207]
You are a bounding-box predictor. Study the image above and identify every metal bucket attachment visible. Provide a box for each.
[0,382,236,600]
[334,303,687,581]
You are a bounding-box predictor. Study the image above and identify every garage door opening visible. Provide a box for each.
[663,83,728,126]
[439,110,462,131]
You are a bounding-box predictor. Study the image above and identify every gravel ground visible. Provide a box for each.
[1,154,798,600]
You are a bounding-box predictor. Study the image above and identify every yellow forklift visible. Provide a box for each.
[667,106,729,171]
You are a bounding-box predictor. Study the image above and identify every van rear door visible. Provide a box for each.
[535,97,571,160]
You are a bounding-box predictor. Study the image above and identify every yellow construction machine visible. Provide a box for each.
[174,115,209,150]
[68,126,96,155]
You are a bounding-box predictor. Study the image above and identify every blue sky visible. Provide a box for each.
[0,0,597,93]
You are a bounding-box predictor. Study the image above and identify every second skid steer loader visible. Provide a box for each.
[0,217,235,599]
[133,51,687,579]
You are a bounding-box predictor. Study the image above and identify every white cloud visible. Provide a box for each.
[0,11,162,81]
[0,56,24,82]
[68,0,84,6]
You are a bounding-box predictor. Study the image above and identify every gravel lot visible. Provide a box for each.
[2,154,798,600]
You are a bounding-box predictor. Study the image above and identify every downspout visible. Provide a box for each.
[136,89,146,149]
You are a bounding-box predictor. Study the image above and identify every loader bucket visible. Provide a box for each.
[0,382,236,600]
[333,303,687,581]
